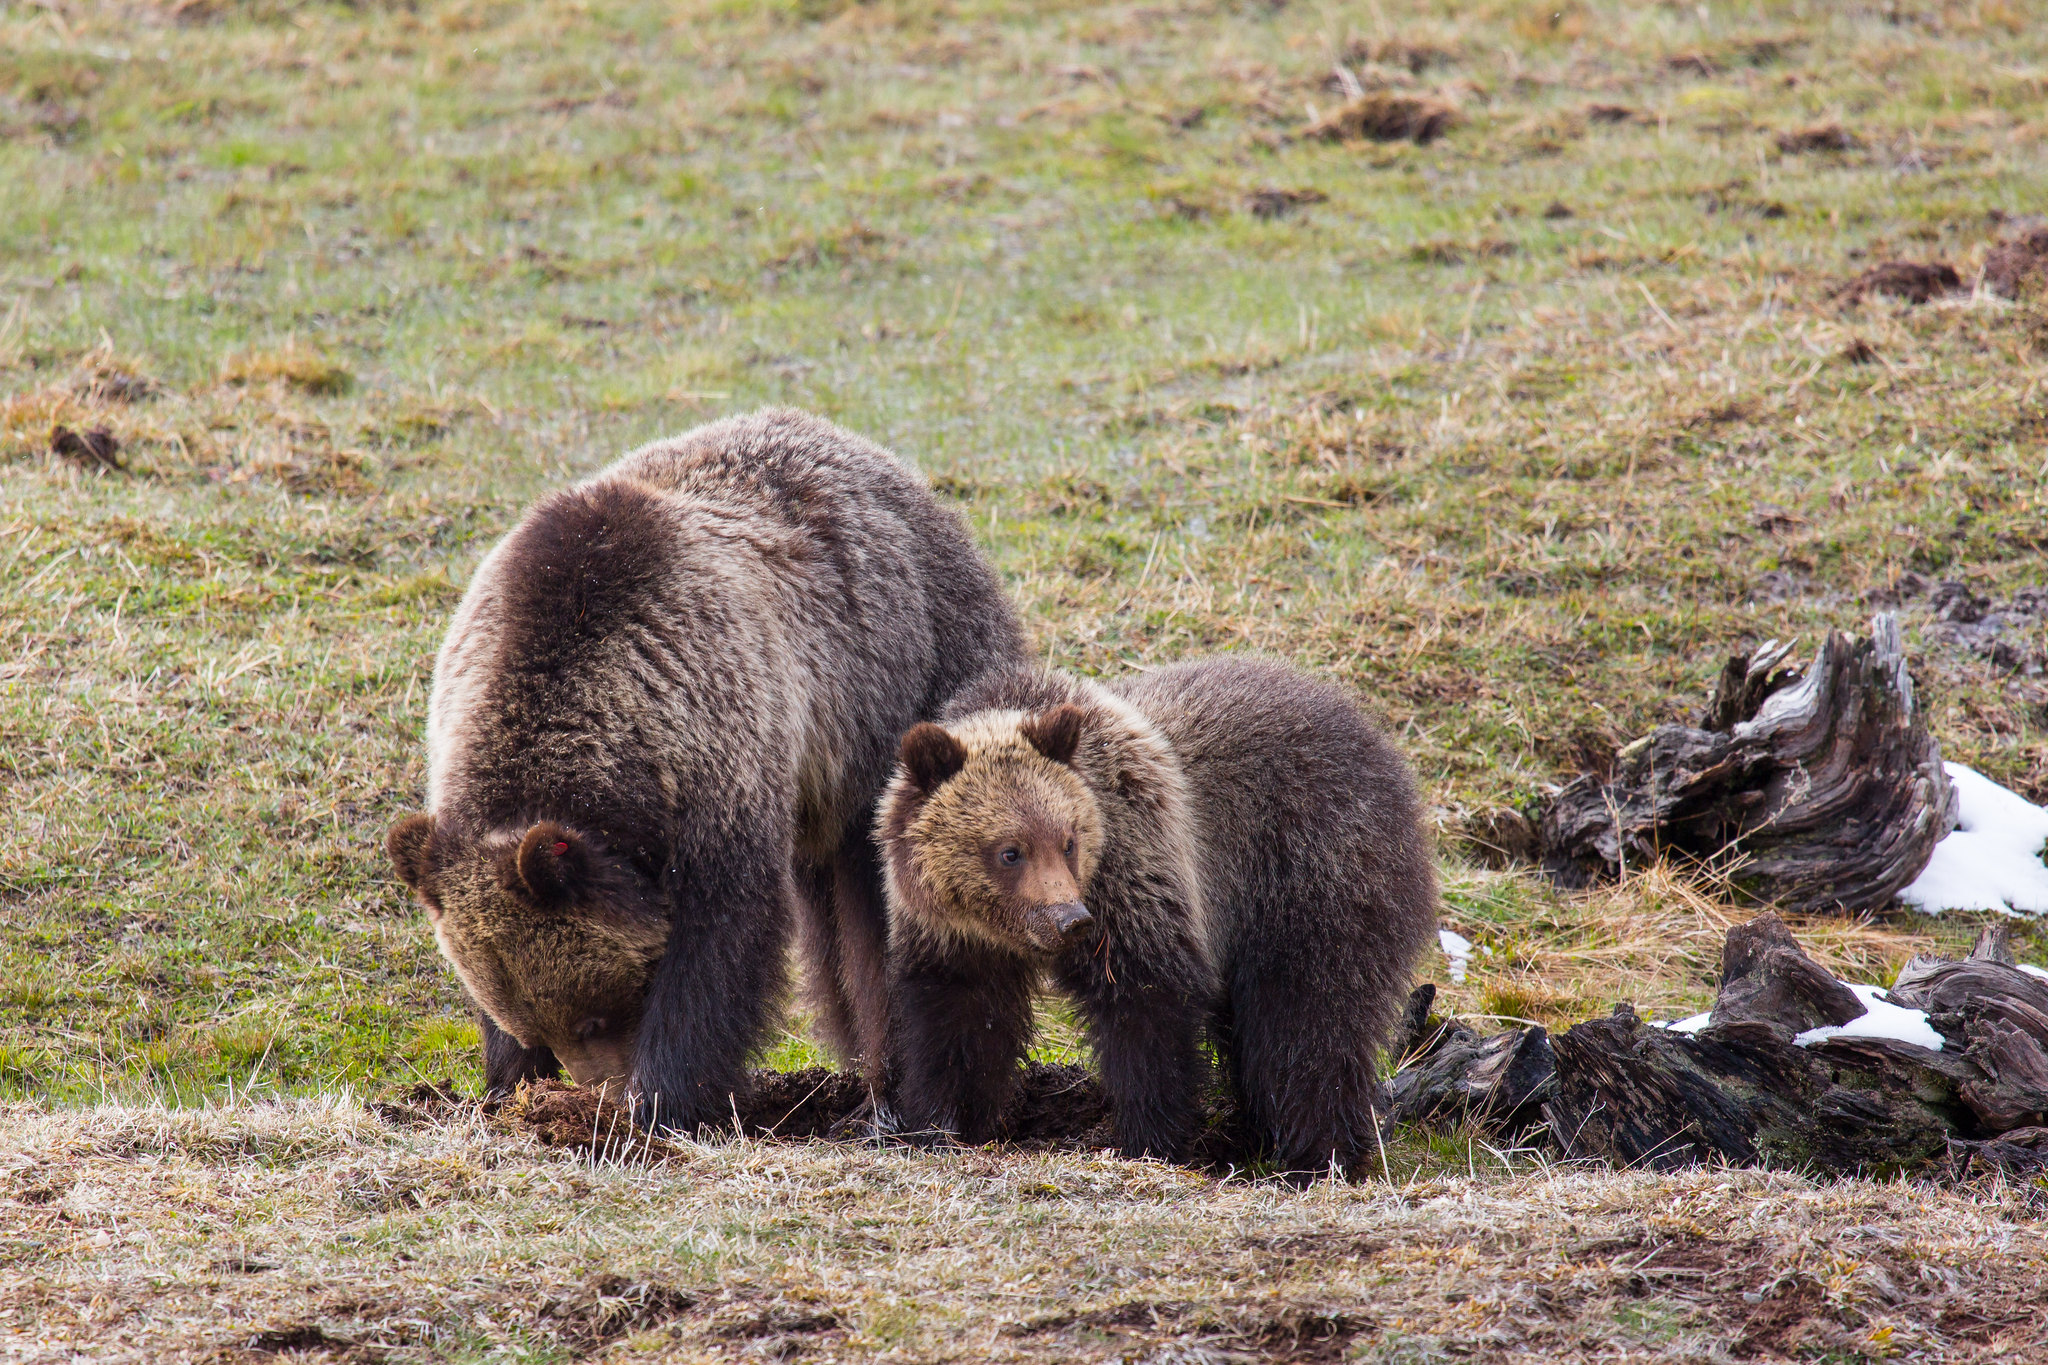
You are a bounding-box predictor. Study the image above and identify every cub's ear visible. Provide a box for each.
[386,814,436,890]
[515,822,590,907]
[899,722,968,793]
[1020,704,1085,767]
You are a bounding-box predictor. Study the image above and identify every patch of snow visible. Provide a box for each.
[1651,1012,1711,1034]
[1439,928,1472,984]
[2019,963,2048,983]
[1794,983,1944,1053]
[1900,763,2048,917]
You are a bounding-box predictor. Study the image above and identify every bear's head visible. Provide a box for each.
[878,704,1106,957]
[384,814,669,1085]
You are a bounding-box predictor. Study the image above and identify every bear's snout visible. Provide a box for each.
[1023,900,1093,950]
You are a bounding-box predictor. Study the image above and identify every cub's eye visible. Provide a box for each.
[1062,835,1075,855]
[576,1017,609,1040]
[999,847,1022,866]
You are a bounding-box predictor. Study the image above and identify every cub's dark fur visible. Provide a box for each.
[386,408,1025,1128]
[877,657,1437,1176]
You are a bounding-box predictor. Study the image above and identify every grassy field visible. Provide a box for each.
[6,0,2048,1356]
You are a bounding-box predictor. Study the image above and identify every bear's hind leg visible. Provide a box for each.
[1226,952,1386,1182]
[792,856,863,1067]
[828,831,893,1072]
[791,834,892,1075]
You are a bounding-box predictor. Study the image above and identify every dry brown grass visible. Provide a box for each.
[1428,864,1942,1029]
[4,1099,2046,1362]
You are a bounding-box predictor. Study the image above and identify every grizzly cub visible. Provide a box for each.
[386,409,1024,1130]
[877,656,1437,1176]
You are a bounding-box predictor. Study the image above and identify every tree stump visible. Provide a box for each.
[1538,615,1955,914]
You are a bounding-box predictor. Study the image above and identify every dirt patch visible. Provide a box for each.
[1301,93,1455,144]
[1246,187,1328,220]
[50,424,122,470]
[365,1079,466,1129]
[1411,237,1517,265]
[1776,122,1860,154]
[1983,227,2048,300]
[540,1274,700,1353]
[1834,260,1963,305]
[234,1323,381,1362]
[491,1064,1270,1165]
[1009,1300,1371,1362]
[1244,1230,1390,1263]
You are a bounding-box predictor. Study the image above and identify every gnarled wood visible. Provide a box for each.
[1387,1014,1555,1135]
[1538,616,1954,914]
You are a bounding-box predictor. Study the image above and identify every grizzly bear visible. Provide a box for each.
[877,656,1437,1176]
[385,408,1025,1130]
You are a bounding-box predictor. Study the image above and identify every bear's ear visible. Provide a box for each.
[386,814,436,891]
[1020,704,1085,767]
[515,822,589,908]
[900,723,968,793]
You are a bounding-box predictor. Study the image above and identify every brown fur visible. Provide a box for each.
[877,657,1439,1176]
[387,408,1025,1125]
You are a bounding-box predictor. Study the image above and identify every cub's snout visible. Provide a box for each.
[1024,900,1093,951]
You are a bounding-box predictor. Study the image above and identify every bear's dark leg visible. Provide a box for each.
[628,838,795,1133]
[887,944,1037,1143]
[480,1011,560,1095]
[829,828,893,1072]
[1059,935,1208,1162]
[1226,932,1386,1181]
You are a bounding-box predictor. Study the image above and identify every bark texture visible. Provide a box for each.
[1538,616,1955,914]
[1396,916,2048,1176]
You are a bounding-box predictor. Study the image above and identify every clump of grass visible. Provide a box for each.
[220,342,352,396]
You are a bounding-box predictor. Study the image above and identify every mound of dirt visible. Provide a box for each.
[1983,227,2048,300]
[50,424,122,469]
[1776,122,1860,154]
[487,1064,1264,1166]
[1301,93,1455,145]
[1834,260,1963,305]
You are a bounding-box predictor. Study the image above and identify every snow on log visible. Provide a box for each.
[1538,615,1955,914]
[1898,763,2048,916]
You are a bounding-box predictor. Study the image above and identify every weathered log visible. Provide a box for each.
[1888,926,2048,1132]
[1711,911,1864,1036]
[1544,1005,1974,1173]
[1387,1010,1556,1135]
[1543,912,1982,1173]
[1538,616,1955,914]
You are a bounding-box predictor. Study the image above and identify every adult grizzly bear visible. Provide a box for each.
[877,657,1437,1177]
[386,408,1025,1130]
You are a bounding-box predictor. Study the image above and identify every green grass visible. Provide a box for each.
[5,0,2048,1104]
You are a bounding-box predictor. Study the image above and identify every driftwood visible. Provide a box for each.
[1399,915,2048,1176]
[1538,616,1955,914]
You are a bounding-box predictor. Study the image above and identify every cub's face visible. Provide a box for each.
[881,705,1106,956]
[385,815,669,1085]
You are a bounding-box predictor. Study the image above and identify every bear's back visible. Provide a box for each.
[430,409,1024,859]
[1112,656,1434,956]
